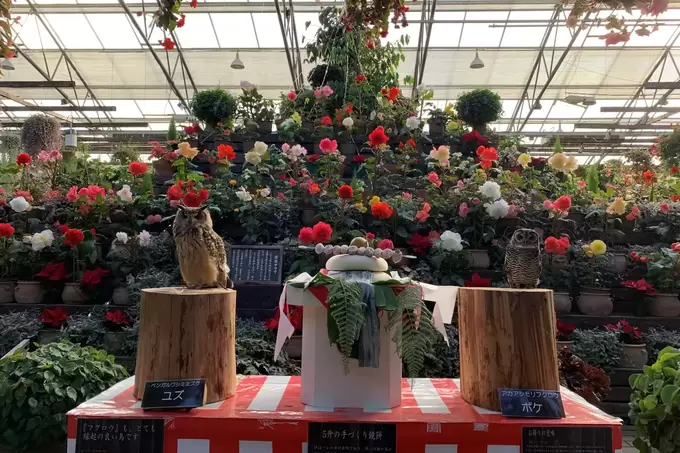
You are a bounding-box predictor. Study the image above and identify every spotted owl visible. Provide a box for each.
[504,228,542,289]
[173,205,232,289]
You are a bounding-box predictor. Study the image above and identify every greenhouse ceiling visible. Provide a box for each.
[4,0,680,153]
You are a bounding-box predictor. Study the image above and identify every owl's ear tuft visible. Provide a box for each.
[199,205,209,212]
[177,204,186,211]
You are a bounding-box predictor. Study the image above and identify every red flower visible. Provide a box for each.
[183,188,209,207]
[337,185,353,200]
[461,130,488,145]
[298,227,315,244]
[622,279,655,295]
[81,267,109,289]
[35,262,68,281]
[672,242,680,252]
[183,124,199,135]
[177,14,186,28]
[377,239,394,249]
[366,233,375,240]
[545,236,569,254]
[476,146,499,169]
[307,155,321,163]
[40,307,70,328]
[287,91,297,101]
[368,126,389,148]
[384,87,400,102]
[59,224,69,234]
[408,233,431,255]
[16,153,31,166]
[407,139,417,148]
[64,229,85,247]
[552,195,572,212]
[320,116,333,127]
[0,223,14,237]
[355,74,366,84]
[464,273,492,287]
[167,183,183,201]
[160,37,175,50]
[671,165,678,174]
[308,183,321,195]
[371,201,393,220]
[556,320,575,341]
[105,310,131,326]
[660,202,671,214]
[218,144,235,161]
[312,222,333,243]
[319,138,338,153]
[644,171,656,185]
[128,161,148,175]
[353,155,366,164]
[190,0,198,7]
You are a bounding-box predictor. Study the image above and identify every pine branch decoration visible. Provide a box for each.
[327,279,365,374]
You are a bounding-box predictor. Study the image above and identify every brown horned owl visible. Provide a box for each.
[173,205,232,289]
[504,228,542,289]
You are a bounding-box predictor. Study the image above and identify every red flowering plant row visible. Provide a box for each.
[38,307,132,331]
[605,320,645,345]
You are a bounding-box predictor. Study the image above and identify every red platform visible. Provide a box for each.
[67,375,623,453]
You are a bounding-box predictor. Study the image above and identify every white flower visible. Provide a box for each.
[370,111,377,121]
[478,181,501,200]
[31,230,54,251]
[342,117,354,128]
[285,144,307,162]
[236,187,253,202]
[485,199,510,219]
[259,187,271,197]
[9,196,29,213]
[117,184,133,202]
[439,230,463,251]
[245,150,262,165]
[138,230,152,247]
[253,141,268,156]
[240,80,256,91]
[116,232,129,244]
[280,118,295,130]
[406,116,421,130]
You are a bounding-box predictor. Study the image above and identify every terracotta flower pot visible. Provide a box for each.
[14,281,43,304]
[0,280,16,303]
[556,340,573,350]
[553,292,572,313]
[620,343,648,368]
[284,335,302,359]
[648,293,680,317]
[112,286,132,306]
[152,159,174,178]
[61,282,88,305]
[577,291,613,315]
[467,249,490,270]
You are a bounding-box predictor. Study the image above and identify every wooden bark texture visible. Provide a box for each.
[133,287,237,403]
[458,287,560,411]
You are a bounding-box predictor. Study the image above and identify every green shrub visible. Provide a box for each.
[419,325,459,378]
[645,328,680,363]
[454,88,503,128]
[307,64,345,88]
[236,318,300,376]
[0,341,128,452]
[190,89,238,129]
[571,328,622,372]
[0,310,41,357]
[629,346,680,452]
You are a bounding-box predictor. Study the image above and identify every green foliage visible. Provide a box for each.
[658,128,680,168]
[570,328,622,372]
[0,310,41,357]
[645,328,680,363]
[190,89,238,129]
[236,318,300,376]
[418,325,459,378]
[109,144,141,166]
[454,89,503,128]
[629,346,680,453]
[646,248,680,293]
[0,134,21,164]
[586,165,600,193]
[167,118,178,142]
[0,341,128,452]
[61,309,106,350]
[307,64,345,88]
[20,114,62,156]
[237,84,275,124]
[327,279,365,373]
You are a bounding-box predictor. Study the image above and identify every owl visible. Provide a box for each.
[173,205,232,289]
[504,228,542,289]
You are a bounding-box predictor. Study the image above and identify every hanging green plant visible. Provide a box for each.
[658,127,680,169]
[454,89,503,129]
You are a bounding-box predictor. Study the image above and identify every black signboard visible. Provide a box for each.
[229,245,283,285]
[76,418,164,453]
[142,379,206,410]
[499,388,565,419]
[308,422,396,453]
[522,426,613,453]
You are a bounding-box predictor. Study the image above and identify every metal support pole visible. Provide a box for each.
[274,0,304,90]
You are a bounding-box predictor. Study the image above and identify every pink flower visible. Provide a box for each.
[660,202,671,214]
[66,186,78,202]
[281,143,290,152]
[288,178,297,187]
[146,214,162,224]
[170,200,180,207]
[506,204,517,218]
[287,91,297,101]
[427,171,441,187]
[577,180,586,188]
[429,231,441,242]
[457,180,465,189]
[402,192,412,200]
[321,85,334,97]
[377,239,394,249]
[319,138,338,153]
[314,89,322,99]
[471,198,481,204]
[415,202,431,223]
[543,199,553,210]
[278,192,285,201]
[459,203,469,217]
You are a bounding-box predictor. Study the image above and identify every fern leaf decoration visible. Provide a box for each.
[327,280,365,374]
[395,286,436,378]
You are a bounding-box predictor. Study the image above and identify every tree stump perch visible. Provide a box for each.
[133,287,237,404]
[458,287,559,411]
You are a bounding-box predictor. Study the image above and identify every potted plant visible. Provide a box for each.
[237,81,275,135]
[644,244,680,317]
[558,348,611,406]
[103,309,132,354]
[620,278,655,317]
[425,103,455,136]
[265,304,302,359]
[543,235,572,312]
[10,230,55,304]
[574,240,614,315]
[37,307,69,344]
[107,231,152,306]
[190,88,238,131]
[606,320,648,369]
[556,320,575,350]
[0,222,16,303]
[454,88,503,131]
[56,228,100,305]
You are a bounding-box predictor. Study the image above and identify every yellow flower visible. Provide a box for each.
[606,197,626,215]
[444,103,454,114]
[517,153,531,168]
[355,202,367,213]
[234,208,239,212]
[586,250,594,257]
[177,141,198,160]
[564,155,578,173]
[548,152,567,171]
[229,179,237,185]
[291,112,302,125]
[253,141,268,156]
[429,145,450,164]
[590,240,607,256]
[368,196,381,206]
[245,150,262,165]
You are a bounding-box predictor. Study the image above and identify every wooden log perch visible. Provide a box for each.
[458,287,559,411]
[133,287,237,404]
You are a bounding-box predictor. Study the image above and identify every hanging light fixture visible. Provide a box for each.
[230,50,244,70]
[470,49,484,69]
[64,116,77,148]
[1,58,15,71]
